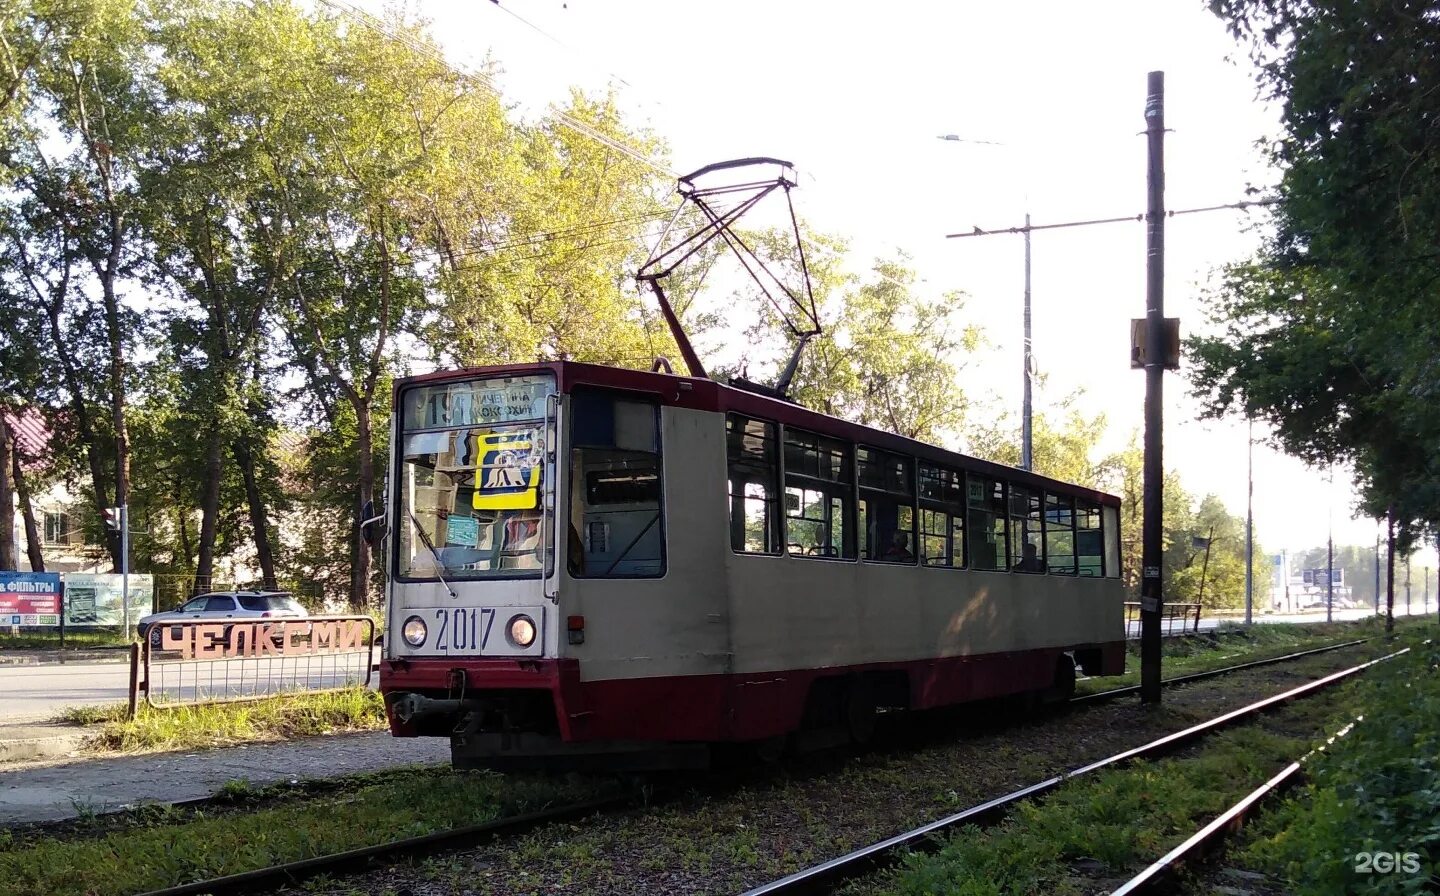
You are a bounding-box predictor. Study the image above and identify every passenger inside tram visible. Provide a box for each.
[1013,540,1045,573]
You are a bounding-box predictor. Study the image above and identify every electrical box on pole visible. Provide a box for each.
[1139,71,1168,704]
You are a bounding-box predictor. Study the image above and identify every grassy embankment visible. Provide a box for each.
[1074,614,1423,695]
[59,686,386,752]
[852,626,1436,895]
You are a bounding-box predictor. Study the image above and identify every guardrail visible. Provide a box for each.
[128,616,376,716]
[1124,601,1203,637]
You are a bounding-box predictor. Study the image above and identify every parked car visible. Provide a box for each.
[136,591,309,648]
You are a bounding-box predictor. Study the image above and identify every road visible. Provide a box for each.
[0,648,382,722]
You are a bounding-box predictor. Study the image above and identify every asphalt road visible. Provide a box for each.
[0,648,382,722]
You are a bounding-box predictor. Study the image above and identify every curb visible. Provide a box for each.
[0,728,91,763]
[0,649,133,666]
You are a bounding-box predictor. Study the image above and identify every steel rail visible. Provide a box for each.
[132,795,633,896]
[1109,761,1304,895]
[740,647,1408,896]
[119,638,1376,896]
[1071,636,1371,704]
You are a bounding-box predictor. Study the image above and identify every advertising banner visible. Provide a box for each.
[61,573,154,628]
[0,571,63,625]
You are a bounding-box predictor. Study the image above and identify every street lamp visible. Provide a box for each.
[938,134,1034,471]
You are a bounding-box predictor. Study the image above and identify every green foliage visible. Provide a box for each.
[1194,0,1440,545]
[870,722,1320,895]
[1236,636,1440,894]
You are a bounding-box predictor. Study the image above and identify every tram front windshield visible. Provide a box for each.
[396,374,553,580]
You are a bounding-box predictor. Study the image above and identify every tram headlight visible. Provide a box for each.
[507,614,536,648]
[401,616,427,647]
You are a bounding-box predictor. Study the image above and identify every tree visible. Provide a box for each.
[741,250,980,443]
[964,389,1119,489]
[0,0,154,572]
[1194,0,1440,548]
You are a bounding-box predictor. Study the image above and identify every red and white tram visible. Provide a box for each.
[378,361,1126,769]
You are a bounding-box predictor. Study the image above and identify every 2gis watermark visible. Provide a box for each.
[1353,851,1422,875]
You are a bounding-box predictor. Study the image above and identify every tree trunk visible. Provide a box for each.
[193,425,225,594]
[233,438,278,591]
[14,449,44,573]
[350,401,374,611]
[175,495,193,573]
[0,415,16,571]
[1385,505,1396,634]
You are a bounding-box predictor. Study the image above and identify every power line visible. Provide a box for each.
[944,197,1278,239]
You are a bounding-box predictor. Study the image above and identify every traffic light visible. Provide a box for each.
[103,507,122,531]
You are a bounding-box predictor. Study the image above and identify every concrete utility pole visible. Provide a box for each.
[1022,212,1033,471]
[1326,469,1333,623]
[1139,71,1167,704]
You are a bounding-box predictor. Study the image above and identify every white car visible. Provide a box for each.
[136,591,309,648]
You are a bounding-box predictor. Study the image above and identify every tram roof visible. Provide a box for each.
[397,361,1120,507]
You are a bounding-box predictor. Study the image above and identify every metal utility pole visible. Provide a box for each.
[1244,420,1253,625]
[1374,525,1381,615]
[1326,469,1333,623]
[1406,555,1411,615]
[1139,71,1167,704]
[1022,213,1033,471]
[1326,526,1334,623]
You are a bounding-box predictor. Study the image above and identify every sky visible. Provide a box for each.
[350,0,1438,572]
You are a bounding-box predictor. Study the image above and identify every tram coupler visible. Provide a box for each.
[388,692,465,725]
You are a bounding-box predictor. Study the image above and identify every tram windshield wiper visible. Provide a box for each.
[407,509,459,600]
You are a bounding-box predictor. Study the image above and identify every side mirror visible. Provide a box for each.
[360,499,387,546]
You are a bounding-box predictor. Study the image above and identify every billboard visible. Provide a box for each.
[61,573,154,627]
[0,571,62,625]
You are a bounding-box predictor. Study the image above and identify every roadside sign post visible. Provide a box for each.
[121,504,130,635]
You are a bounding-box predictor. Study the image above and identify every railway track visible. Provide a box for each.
[740,645,1408,896]
[126,636,1378,896]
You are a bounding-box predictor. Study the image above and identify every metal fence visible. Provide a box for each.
[1124,601,1203,638]
[129,615,375,713]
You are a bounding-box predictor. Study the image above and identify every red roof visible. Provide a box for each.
[3,408,50,465]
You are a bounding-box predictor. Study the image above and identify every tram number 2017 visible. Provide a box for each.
[435,608,496,652]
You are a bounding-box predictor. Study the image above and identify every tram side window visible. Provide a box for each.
[1009,486,1045,573]
[568,389,665,578]
[919,463,965,567]
[859,446,916,564]
[1076,500,1104,576]
[784,429,854,559]
[1045,492,1077,575]
[726,415,781,554]
[966,475,1008,570]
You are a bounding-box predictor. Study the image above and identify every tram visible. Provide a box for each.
[375,361,1126,769]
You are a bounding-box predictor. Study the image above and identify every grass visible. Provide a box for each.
[1075,614,1423,695]
[58,687,386,752]
[1217,633,1440,894]
[852,654,1376,896]
[0,629,132,650]
[0,767,617,896]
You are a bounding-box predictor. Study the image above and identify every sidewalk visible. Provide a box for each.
[0,730,450,824]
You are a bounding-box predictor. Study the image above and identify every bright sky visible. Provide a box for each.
[358,0,1437,570]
